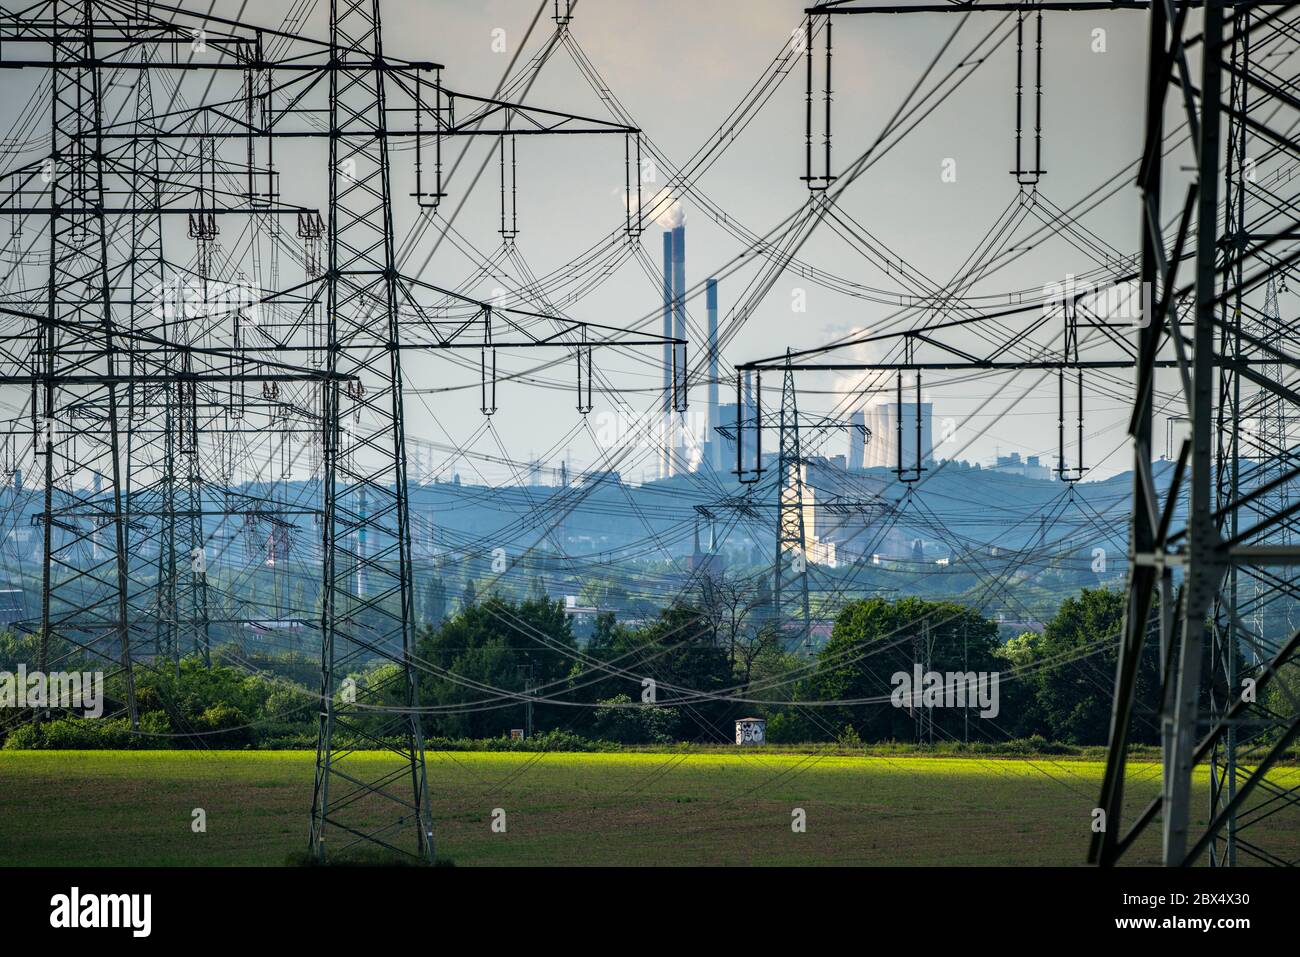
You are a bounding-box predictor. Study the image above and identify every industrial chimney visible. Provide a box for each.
[662,230,673,480]
[672,224,686,470]
[657,200,687,480]
[849,409,866,470]
[706,277,720,470]
[672,223,686,348]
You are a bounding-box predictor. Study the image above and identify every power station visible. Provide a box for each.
[0,0,1296,886]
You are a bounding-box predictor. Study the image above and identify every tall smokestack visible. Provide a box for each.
[742,368,754,473]
[672,224,686,346]
[662,230,673,480]
[706,278,720,470]
[672,224,686,469]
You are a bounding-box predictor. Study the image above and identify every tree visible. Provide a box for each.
[693,573,765,670]
[993,631,1046,739]
[1031,587,1159,745]
[591,693,678,744]
[733,622,784,690]
[579,603,734,742]
[796,597,1002,743]
[417,594,576,739]
[587,612,619,654]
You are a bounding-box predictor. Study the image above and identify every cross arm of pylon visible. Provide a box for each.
[0,7,252,52]
[735,281,1157,374]
[0,150,316,217]
[382,273,684,351]
[0,317,357,386]
[805,1,1149,13]
[417,83,637,137]
[8,41,633,142]
[0,2,432,70]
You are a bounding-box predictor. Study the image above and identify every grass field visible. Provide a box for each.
[0,749,1292,866]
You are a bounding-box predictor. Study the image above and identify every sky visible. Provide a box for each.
[380,0,1158,482]
[0,0,1229,485]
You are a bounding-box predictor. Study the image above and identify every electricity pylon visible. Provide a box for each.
[775,352,812,654]
[1094,0,1300,868]
[0,1,670,862]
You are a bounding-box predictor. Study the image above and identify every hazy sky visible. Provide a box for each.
[382,0,1157,481]
[1,1,1206,484]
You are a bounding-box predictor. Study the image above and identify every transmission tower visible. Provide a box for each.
[1094,0,1300,868]
[307,0,434,863]
[0,3,348,734]
[775,352,813,654]
[738,0,1300,867]
[1206,6,1299,868]
[38,1,138,727]
[307,0,668,863]
[123,44,177,673]
[0,0,674,863]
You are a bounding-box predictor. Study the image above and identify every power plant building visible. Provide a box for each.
[862,402,935,472]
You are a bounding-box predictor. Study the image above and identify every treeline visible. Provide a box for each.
[1,585,1273,750]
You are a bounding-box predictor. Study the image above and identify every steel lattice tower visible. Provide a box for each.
[123,44,177,671]
[309,0,434,862]
[1094,0,1300,868]
[38,0,137,726]
[1,0,677,862]
[774,351,812,654]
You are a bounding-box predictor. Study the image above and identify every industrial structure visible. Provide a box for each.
[861,400,934,473]
[0,0,1296,875]
[735,0,1300,868]
[0,0,680,863]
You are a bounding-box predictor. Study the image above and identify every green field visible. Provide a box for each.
[0,750,1290,866]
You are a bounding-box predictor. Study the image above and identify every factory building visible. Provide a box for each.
[862,401,935,472]
[790,456,912,567]
[989,452,1053,481]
